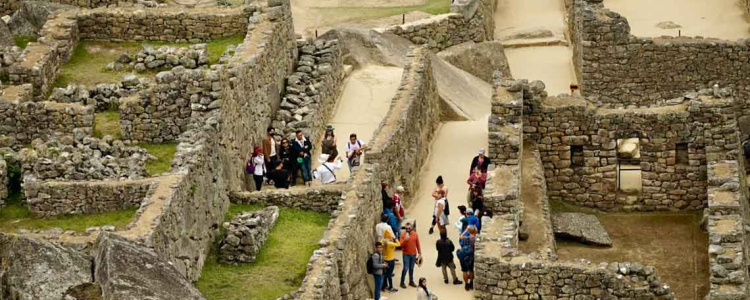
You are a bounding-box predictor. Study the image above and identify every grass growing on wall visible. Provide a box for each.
[93,110,122,140]
[0,191,137,233]
[14,36,38,49]
[52,36,245,89]
[197,204,330,300]
[138,143,178,176]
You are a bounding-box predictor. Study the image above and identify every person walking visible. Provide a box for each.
[458,225,478,291]
[435,231,462,285]
[322,125,339,159]
[382,230,400,293]
[370,242,388,300]
[416,278,433,300]
[249,146,266,191]
[263,126,279,170]
[429,189,448,235]
[469,148,492,175]
[399,223,421,289]
[313,154,343,185]
[292,130,313,186]
[346,133,367,172]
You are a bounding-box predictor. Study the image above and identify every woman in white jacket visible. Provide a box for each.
[416,277,433,300]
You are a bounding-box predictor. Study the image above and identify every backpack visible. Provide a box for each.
[348,141,363,167]
[245,159,255,174]
[443,198,450,216]
[366,252,375,274]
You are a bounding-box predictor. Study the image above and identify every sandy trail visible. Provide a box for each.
[323,66,403,182]
[518,144,550,254]
[505,46,576,95]
[494,0,567,39]
[386,120,487,300]
[605,0,750,40]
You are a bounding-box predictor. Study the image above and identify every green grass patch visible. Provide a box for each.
[53,36,244,88]
[93,110,122,140]
[13,36,38,49]
[0,191,137,233]
[316,0,451,23]
[197,204,330,300]
[138,143,178,176]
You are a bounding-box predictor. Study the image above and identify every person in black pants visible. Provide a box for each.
[291,130,314,186]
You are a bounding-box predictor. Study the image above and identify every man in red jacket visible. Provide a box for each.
[399,223,421,288]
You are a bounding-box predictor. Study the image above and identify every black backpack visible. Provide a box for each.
[366,253,375,274]
[443,198,450,216]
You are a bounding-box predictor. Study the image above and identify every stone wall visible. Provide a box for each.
[273,37,344,144]
[219,206,279,264]
[0,84,94,145]
[75,6,251,42]
[0,158,7,209]
[9,10,79,99]
[570,1,750,107]
[219,1,297,192]
[119,66,222,143]
[229,184,345,213]
[705,159,750,299]
[381,0,495,52]
[516,81,738,211]
[366,47,440,199]
[49,75,147,112]
[488,74,524,166]
[0,46,23,79]
[23,178,155,217]
[1,0,137,17]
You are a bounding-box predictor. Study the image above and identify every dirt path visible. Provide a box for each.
[605,0,750,40]
[387,119,487,300]
[323,66,403,182]
[518,144,550,254]
[504,46,576,95]
[494,0,567,39]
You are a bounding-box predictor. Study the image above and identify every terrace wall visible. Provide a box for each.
[23,179,155,218]
[229,184,345,213]
[569,0,750,107]
[1,0,137,17]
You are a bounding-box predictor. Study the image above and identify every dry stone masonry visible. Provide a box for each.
[219,206,279,264]
[113,44,209,73]
[49,75,149,111]
[230,184,344,213]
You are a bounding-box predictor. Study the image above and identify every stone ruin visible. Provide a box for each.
[219,206,279,264]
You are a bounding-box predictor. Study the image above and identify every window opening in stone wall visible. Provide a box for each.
[676,143,689,165]
[571,145,584,166]
[617,138,642,196]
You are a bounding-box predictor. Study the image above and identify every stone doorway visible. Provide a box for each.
[616,138,642,198]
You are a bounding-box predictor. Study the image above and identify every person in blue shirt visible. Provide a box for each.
[384,202,401,240]
[463,208,481,234]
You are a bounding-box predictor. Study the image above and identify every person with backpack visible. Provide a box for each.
[346,133,368,172]
[429,189,449,235]
[313,154,343,184]
[435,231,462,285]
[367,242,388,300]
[457,225,478,291]
[376,213,395,241]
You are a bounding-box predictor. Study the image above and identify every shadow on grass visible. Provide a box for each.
[196,204,330,300]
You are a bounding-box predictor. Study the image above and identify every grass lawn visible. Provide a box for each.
[316,0,451,23]
[138,143,178,176]
[0,191,137,233]
[53,36,245,89]
[197,204,330,300]
[93,110,122,139]
[14,36,38,49]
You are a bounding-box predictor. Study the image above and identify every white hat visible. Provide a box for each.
[396,186,405,192]
[478,148,485,154]
[318,153,330,163]
[466,208,474,215]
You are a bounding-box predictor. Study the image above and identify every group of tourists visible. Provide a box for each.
[368,148,493,300]
[244,125,368,191]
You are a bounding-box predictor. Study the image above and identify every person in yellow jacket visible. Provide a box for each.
[381,230,401,293]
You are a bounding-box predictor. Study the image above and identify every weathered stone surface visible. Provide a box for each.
[552,212,612,246]
[230,185,343,213]
[9,1,71,37]
[219,206,280,264]
[496,26,555,41]
[656,21,681,29]
[0,20,12,47]
[0,233,93,300]
[94,232,206,300]
[436,40,512,83]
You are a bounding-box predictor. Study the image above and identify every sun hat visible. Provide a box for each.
[478,148,485,155]
[325,125,335,131]
[318,153,330,163]
[396,186,405,192]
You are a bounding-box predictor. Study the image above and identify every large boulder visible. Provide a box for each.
[437,41,512,83]
[0,233,93,300]
[0,20,12,47]
[551,213,612,246]
[617,138,640,159]
[94,232,206,300]
[9,1,72,37]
